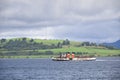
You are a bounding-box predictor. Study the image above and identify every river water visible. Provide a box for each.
[0,57,120,80]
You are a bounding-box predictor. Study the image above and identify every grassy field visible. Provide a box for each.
[38,46,120,56]
[1,46,120,58]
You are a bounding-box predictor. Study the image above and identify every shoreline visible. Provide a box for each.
[0,55,120,59]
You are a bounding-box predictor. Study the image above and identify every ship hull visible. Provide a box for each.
[72,57,96,61]
[52,57,96,61]
[52,57,70,61]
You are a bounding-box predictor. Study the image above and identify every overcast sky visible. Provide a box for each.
[0,0,120,42]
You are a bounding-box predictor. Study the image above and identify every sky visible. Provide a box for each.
[0,0,120,43]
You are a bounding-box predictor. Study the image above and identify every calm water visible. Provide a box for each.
[0,57,120,80]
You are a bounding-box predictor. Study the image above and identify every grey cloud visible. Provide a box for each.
[1,0,119,23]
[0,0,120,42]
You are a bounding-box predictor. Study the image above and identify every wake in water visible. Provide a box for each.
[96,60,120,61]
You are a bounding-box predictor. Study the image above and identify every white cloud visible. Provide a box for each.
[0,27,54,39]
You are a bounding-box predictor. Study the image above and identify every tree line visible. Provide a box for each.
[0,38,115,51]
[0,38,70,50]
[77,41,116,49]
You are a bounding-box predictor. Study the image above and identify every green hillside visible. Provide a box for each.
[0,38,120,58]
[49,47,120,56]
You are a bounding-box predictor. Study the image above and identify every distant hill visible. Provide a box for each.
[103,40,120,49]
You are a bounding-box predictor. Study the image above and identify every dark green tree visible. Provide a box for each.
[22,37,27,41]
[30,39,34,42]
[57,42,62,48]
[1,39,6,43]
[62,39,70,45]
